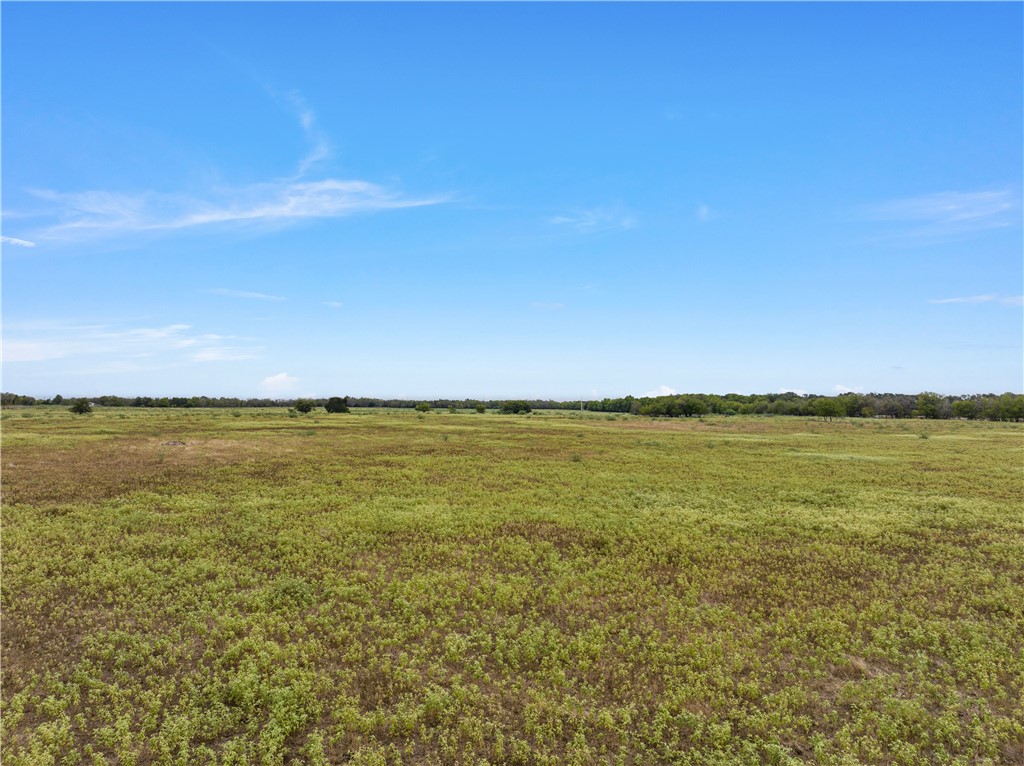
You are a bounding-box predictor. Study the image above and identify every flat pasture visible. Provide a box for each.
[2,408,1022,765]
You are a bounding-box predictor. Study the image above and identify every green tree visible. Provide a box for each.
[812,397,845,421]
[838,394,864,417]
[325,396,350,414]
[499,400,531,414]
[1002,393,1024,421]
[475,403,486,414]
[914,392,944,419]
[51,394,64,405]
[69,399,92,415]
[988,392,1024,421]
[678,396,708,417]
[951,399,978,420]
[639,399,669,417]
[415,402,432,413]
[294,399,316,414]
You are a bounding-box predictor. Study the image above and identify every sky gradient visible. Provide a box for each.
[3,3,1022,399]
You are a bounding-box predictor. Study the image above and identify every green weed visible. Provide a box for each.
[2,410,1022,764]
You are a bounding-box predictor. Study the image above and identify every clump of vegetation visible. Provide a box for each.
[415,402,432,413]
[813,397,846,421]
[475,403,486,414]
[325,396,350,414]
[294,399,317,414]
[499,400,532,414]
[68,399,92,414]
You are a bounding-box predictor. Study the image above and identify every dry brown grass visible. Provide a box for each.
[2,437,263,506]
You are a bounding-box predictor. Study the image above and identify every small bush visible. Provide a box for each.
[499,400,531,415]
[69,400,92,415]
[325,397,349,414]
[415,402,432,413]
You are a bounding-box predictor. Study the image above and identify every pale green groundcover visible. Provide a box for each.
[2,408,1022,765]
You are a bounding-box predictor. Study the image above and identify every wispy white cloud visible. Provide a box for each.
[207,288,286,301]
[834,384,860,394]
[644,384,678,397]
[696,203,715,222]
[929,294,1023,306]
[1,235,37,247]
[323,301,344,309]
[283,90,332,178]
[21,90,446,243]
[3,321,261,364]
[779,388,808,397]
[3,340,70,363]
[864,189,1020,239]
[35,180,444,239]
[192,346,261,362]
[549,207,636,234]
[125,323,192,339]
[262,372,298,393]
[173,333,233,348]
[69,359,178,376]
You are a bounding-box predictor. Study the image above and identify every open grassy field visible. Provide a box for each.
[2,407,1022,765]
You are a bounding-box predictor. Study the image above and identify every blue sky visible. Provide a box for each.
[3,2,1021,399]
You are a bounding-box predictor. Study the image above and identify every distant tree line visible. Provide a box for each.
[0,394,568,410]
[0,394,293,408]
[3,390,1022,421]
[586,391,1024,421]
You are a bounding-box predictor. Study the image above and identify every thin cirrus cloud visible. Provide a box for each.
[281,89,332,178]
[191,346,261,362]
[864,189,1020,239]
[207,288,286,301]
[549,207,636,234]
[2,321,262,364]
[32,180,445,239]
[929,294,1023,306]
[23,91,446,242]
[1,235,37,247]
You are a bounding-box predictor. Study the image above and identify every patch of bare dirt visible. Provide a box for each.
[1,438,261,506]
